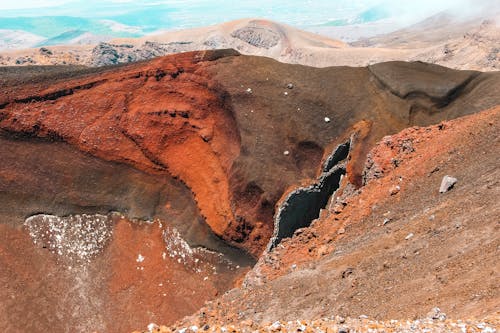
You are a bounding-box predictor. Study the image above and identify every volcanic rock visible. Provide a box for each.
[439,175,458,193]
[1,50,499,256]
[0,51,499,332]
[172,107,499,329]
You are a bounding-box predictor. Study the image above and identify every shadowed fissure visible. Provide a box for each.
[268,140,351,250]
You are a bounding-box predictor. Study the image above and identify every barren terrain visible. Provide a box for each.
[0,49,498,332]
[164,107,500,332]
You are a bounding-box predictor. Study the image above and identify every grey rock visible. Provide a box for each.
[428,307,447,321]
[91,43,120,66]
[439,175,457,193]
[231,24,280,49]
[39,47,53,56]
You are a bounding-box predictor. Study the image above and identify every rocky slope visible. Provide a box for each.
[0,51,499,332]
[2,50,499,256]
[0,16,498,71]
[162,106,499,333]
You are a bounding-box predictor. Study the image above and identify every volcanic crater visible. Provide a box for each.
[0,49,499,332]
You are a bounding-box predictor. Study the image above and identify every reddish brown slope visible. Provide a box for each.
[0,50,241,239]
[1,51,499,333]
[1,50,500,256]
[172,106,500,329]
[0,217,245,333]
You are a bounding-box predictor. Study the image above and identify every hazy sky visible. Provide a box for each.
[0,0,496,29]
[0,0,477,12]
[0,0,69,10]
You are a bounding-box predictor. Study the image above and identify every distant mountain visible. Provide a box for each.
[0,29,45,50]
[37,30,111,47]
[0,16,142,50]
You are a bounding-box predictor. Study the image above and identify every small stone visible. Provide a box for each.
[324,117,331,123]
[283,150,290,156]
[287,83,294,89]
[332,203,344,214]
[317,245,329,256]
[283,91,289,96]
[148,323,159,332]
[39,47,53,56]
[341,267,353,278]
[270,321,282,331]
[428,307,447,321]
[405,233,414,240]
[383,218,391,225]
[246,88,252,93]
[337,228,345,235]
[439,175,457,193]
[389,185,401,195]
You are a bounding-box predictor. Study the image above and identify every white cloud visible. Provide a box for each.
[99,19,143,34]
[0,0,74,10]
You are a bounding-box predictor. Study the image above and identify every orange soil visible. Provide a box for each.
[0,216,245,332]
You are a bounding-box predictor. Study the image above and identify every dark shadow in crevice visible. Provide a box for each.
[268,140,351,250]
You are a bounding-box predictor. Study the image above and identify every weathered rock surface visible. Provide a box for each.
[440,175,458,193]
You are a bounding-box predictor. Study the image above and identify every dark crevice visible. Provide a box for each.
[170,68,184,79]
[0,111,8,122]
[322,141,350,172]
[436,72,482,108]
[268,140,351,250]
[120,130,168,170]
[13,80,107,104]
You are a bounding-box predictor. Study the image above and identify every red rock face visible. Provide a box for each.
[0,50,241,242]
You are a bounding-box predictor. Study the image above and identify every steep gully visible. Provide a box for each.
[269,140,350,249]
